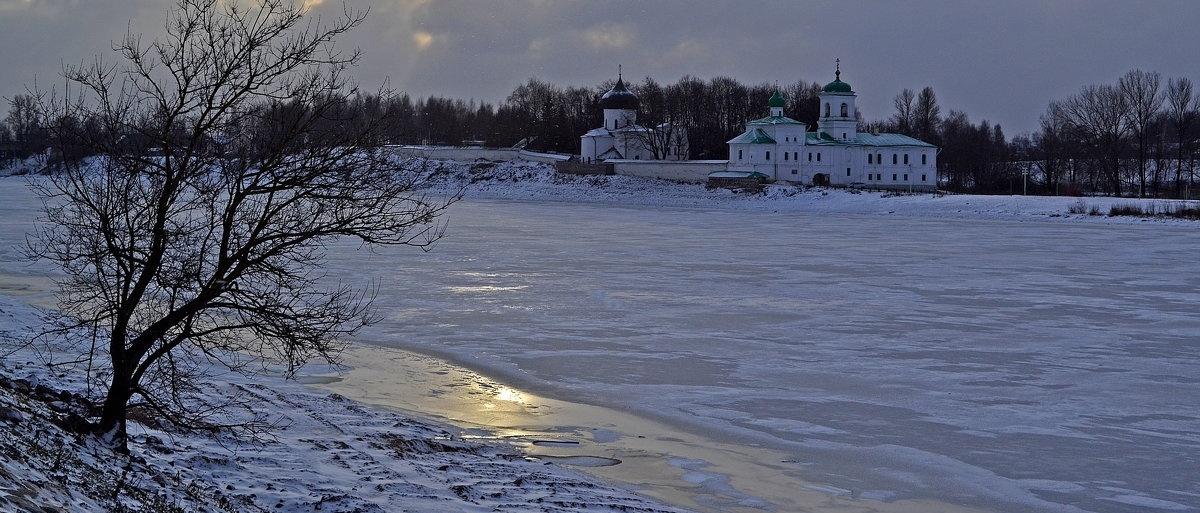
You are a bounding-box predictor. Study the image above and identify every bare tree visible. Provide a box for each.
[1166,77,1197,197]
[27,0,451,448]
[1119,70,1163,197]
[913,87,941,143]
[1058,84,1131,195]
[1036,102,1072,194]
[891,88,915,136]
[5,94,46,159]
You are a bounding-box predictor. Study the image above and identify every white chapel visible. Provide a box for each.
[580,69,688,163]
[727,62,937,188]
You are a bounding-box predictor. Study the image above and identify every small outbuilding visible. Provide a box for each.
[707,170,770,190]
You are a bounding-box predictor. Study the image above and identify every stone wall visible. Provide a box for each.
[606,160,730,183]
[387,145,571,164]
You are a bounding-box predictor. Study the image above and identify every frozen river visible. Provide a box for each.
[3,178,1198,512]
[328,198,1200,513]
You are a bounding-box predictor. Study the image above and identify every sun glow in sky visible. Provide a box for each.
[1,1,1198,134]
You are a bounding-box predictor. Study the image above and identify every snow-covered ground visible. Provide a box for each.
[3,161,1199,513]
[348,159,1196,512]
[413,157,1200,225]
[0,294,691,513]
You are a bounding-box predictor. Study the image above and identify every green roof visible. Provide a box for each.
[727,128,776,145]
[748,114,806,126]
[823,63,853,94]
[768,90,785,108]
[822,78,852,94]
[805,132,936,147]
[747,115,805,126]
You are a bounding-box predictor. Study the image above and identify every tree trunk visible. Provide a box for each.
[93,369,132,452]
[1178,130,1186,198]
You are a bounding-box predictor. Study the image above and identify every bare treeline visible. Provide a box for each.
[1039,71,1199,197]
[5,67,1198,198]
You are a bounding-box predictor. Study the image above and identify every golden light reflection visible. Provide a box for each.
[495,386,524,403]
[480,385,526,411]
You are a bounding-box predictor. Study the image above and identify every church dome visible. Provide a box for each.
[822,60,853,94]
[768,90,785,108]
[600,76,639,110]
[822,78,853,94]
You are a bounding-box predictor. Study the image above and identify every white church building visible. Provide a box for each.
[580,71,688,163]
[727,63,937,188]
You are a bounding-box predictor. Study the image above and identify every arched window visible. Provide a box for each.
[824,103,830,117]
[840,103,848,117]
[922,154,928,165]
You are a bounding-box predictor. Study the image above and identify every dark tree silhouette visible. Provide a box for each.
[27,0,451,449]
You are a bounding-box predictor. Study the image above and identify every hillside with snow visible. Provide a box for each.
[0,295,690,513]
[405,157,1200,224]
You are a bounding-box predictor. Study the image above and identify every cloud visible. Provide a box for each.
[1,0,1198,134]
[581,23,634,50]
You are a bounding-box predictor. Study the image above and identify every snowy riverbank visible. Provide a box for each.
[3,164,1198,513]
[408,157,1200,225]
[0,295,692,513]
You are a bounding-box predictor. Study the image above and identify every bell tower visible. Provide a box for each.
[818,59,858,141]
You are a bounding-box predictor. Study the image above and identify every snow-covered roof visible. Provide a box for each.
[806,132,936,148]
[747,115,806,126]
[597,147,624,159]
[708,170,768,179]
[727,128,776,145]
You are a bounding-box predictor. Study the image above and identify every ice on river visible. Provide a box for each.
[325,196,1200,513]
[3,167,1199,513]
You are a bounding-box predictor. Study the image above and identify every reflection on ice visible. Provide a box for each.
[321,199,1200,513]
[446,285,529,293]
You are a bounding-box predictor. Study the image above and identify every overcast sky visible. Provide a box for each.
[2,0,1198,134]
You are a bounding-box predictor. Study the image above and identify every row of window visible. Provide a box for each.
[782,170,929,183]
[739,149,929,167]
[867,173,927,182]
[867,153,928,166]
[738,150,820,162]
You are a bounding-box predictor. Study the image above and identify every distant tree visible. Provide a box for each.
[27,0,451,449]
[1036,102,1074,194]
[5,94,46,159]
[1058,84,1131,195]
[1166,77,1197,196]
[913,87,941,143]
[628,82,690,160]
[891,88,916,136]
[1119,70,1164,197]
[784,80,821,128]
[0,120,11,162]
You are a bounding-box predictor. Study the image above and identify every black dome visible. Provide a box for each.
[600,77,639,110]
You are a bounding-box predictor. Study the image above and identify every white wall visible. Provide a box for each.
[859,148,936,189]
[608,160,730,183]
[603,109,637,131]
[518,149,572,163]
[388,145,570,164]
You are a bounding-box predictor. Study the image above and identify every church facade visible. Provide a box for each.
[727,64,937,189]
[580,72,688,163]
